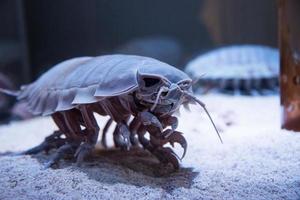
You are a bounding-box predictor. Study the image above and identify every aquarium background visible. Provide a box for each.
[0,0,277,84]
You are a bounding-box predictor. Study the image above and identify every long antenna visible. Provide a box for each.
[0,88,19,96]
[185,92,223,144]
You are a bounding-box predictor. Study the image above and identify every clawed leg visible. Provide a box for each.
[152,116,187,164]
[44,142,78,168]
[22,112,75,159]
[161,116,178,131]
[36,109,97,168]
[74,141,94,165]
[136,125,182,170]
[101,118,113,148]
[27,106,187,170]
[74,106,99,164]
[104,113,187,170]
[160,129,187,159]
[113,122,131,150]
[41,111,82,168]
[128,117,140,146]
[138,111,163,132]
[151,146,180,169]
[23,107,106,168]
[111,112,166,149]
[22,130,66,155]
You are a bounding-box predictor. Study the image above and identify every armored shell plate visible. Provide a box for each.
[19,54,190,116]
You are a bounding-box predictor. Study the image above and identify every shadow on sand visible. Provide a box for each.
[30,147,198,193]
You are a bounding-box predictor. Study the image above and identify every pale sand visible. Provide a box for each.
[0,95,299,200]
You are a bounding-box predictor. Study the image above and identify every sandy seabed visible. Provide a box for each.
[0,94,299,200]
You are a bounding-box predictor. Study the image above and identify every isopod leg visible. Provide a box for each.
[136,126,151,150]
[152,129,187,160]
[113,116,142,149]
[138,111,163,131]
[158,115,187,159]
[128,116,140,146]
[75,106,99,164]
[136,124,180,170]
[44,110,82,168]
[101,118,113,148]
[113,117,131,150]
[22,130,65,155]
[22,112,69,155]
[161,116,178,131]
[151,146,180,170]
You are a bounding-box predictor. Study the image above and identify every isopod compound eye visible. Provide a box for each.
[143,77,161,87]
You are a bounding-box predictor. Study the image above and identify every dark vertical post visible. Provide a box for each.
[16,0,31,83]
[279,0,300,131]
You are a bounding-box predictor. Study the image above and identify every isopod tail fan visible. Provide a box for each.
[0,88,19,97]
[184,92,223,144]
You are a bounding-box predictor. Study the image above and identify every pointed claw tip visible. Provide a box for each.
[180,145,187,160]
